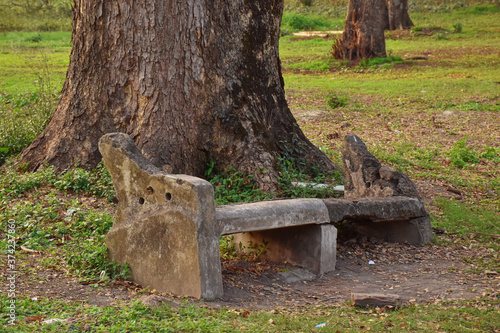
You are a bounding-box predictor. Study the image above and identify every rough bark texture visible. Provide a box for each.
[332,0,387,60]
[19,0,339,190]
[386,0,413,30]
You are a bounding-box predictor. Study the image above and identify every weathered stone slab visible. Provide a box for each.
[99,133,223,299]
[322,196,427,223]
[216,199,329,235]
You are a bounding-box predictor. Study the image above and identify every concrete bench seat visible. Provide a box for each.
[98,132,433,300]
[216,199,329,235]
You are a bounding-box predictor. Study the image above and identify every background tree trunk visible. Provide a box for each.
[332,0,388,60]
[386,0,413,30]
[19,0,340,190]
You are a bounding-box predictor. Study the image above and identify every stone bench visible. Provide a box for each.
[98,133,433,299]
[99,133,337,299]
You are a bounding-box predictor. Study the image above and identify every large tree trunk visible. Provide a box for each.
[332,0,387,60]
[386,0,413,30]
[19,0,340,190]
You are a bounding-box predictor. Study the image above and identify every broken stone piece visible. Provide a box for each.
[342,134,421,200]
[337,134,433,244]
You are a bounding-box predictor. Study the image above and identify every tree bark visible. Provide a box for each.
[19,0,340,190]
[332,0,387,60]
[386,0,413,30]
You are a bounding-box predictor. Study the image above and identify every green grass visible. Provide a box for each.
[0,163,127,281]
[0,89,58,164]
[2,296,499,331]
[283,0,498,16]
[283,73,499,106]
[433,197,500,237]
[0,32,71,94]
[431,197,500,274]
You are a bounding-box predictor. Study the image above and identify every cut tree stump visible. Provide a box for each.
[351,293,405,308]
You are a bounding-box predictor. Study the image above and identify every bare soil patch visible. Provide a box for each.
[213,241,499,309]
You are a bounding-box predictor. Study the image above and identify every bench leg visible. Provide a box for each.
[107,213,223,299]
[232,224,337,274]
[350,216,433,245]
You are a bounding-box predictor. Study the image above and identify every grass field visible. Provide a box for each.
[1,2,499,332]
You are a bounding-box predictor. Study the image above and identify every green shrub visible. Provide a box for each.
[0,91,56,165]
[449,138,479,168]
[452,22,463,33]
[281,12,333,31]
[0,162,115,200]
[209,167,273,205]
[67,236,131,281]
[23,33,43,43]
[325,93,349,109]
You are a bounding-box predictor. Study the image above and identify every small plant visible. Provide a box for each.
[245,239,269,258]
[67,236,131,281]
[208,166,273,205]
[435,33,448,40]
[24,33,42,43]
[219,235,237,260]
[219,236,269,261]
[325,93,349,109]
[54,168,93,193]
[300,0,314,6]
[453,22,463,33]
[448,138,479,169]
[480,146,500,162]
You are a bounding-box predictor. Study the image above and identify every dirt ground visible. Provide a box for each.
[5,181,499,310]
